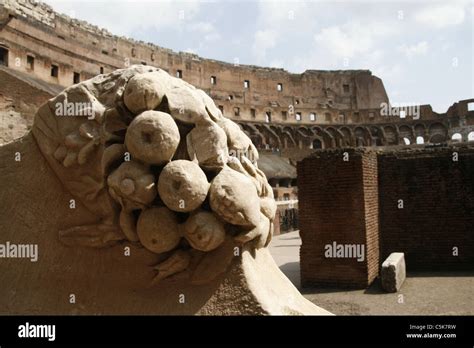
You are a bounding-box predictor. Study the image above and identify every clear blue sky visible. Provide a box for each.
[46,0,473,113]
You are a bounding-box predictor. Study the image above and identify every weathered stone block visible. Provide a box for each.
[381,252,406,292]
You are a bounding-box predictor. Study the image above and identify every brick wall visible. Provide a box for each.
[298,148,379,288]
[0,69,53,123]
[298,145,474,290]
[379,145,474,270]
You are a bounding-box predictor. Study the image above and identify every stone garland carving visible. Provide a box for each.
[32,65,275,284]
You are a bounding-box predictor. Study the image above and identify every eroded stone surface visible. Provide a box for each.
[125,110,180,165]
[30,65,276,283]
[18,65,331,315]
[157,160,210,212]
[183,211,226,252]
[137,206,181,254]
[210,166,261,227]
[123,71,168,114]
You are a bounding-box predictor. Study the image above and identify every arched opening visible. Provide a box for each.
[416,136,424,144]
[468,131,474,142]
[451,133,462,142]
[403,137,411,145]
[383,126,398,145]
[312,139,322,149]
[430,134,445,144]
[429,123,447,143]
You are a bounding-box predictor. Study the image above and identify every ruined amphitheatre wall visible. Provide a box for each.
[1,0,391,125]
[1,0,473,151]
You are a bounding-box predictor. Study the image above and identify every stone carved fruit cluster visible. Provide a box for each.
[33,65,275,284]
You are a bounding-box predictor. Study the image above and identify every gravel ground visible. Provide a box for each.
[268,231,474,315]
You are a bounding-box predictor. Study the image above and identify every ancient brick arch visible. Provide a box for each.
[382,125,399,145]
[428,122,448,143]
[311,126,334,149]
[354,126,372,146]
[237,118,463,152]
[339,126,354,147]
[398,125,414,145]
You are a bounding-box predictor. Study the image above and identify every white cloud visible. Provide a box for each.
[189,21,214,34]
[415,4,465,28]
[252,29,277,62]
[398,41,429,58]
[256,1,313,29]
[313,21,395,59]
[188,21,221,42]
[269,59,284,68]
[45,0,202,37]
[252,1,316,64]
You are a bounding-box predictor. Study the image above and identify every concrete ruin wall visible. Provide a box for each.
[298,145,474,288]
[0,0,390,125]
[298,149,379,288]
[379,146,474,270]
[1,0,473,153]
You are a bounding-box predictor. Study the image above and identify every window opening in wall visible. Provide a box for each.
[313,139,322,149]
[218,105,224,114]
[281,111,287,120]
[0,47,8,66]
[400,110,406,118]
[468,102,474,111]
[339,113,345,123]
[100,67,104,74]
[26,55,34,70]
[131,48,136,57]
[310,113,316,121]
[51,64,59,78]
[416,136,424,144]
[296,112,302,121]
[228,95,234,100]
[325,113,332,122]
[468,131,474,141]
[283,193,290,201]
[210,76,217,85]
[244,80,250,89]
[176,70,183,78]
[403,137,411,145]
[295,99,300,105]
[73,72,80,84]
[265,111,272,123]
[343,84,350,93]
[141,61,147,65]
[234,107,240,117]
[150,52,155,61]
[251,108,256,118]
[451,133,462,142]
[277,83,283,92]
[102,50,109,55]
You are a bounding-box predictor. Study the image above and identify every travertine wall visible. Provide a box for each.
[1,0,473,150]
[298,149,379,288]
[0,0,393,126]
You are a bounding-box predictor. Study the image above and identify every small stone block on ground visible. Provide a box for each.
[381,252,406,293]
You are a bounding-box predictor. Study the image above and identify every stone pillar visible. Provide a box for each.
[298,148,380,288]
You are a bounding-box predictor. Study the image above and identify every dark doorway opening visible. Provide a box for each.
[0,47,8,66]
